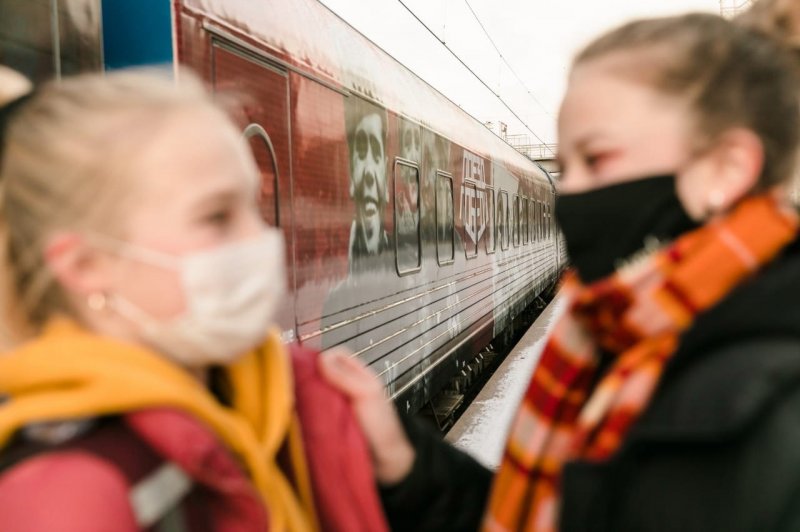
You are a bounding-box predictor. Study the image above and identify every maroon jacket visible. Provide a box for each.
[0,345,387,532]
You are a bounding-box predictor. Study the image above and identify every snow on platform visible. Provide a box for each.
[445,295,566,469]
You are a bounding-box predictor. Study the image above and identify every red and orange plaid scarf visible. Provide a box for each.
[483,195,799,532]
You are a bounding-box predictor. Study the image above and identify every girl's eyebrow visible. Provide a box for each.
[557,131,602,163]
[190,189,239,215]
[574,131,606,151]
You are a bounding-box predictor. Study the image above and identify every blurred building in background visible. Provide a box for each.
[0,0,102,83]
[505,134,559,178]
[720,0,753,17]
[484,121,509,141]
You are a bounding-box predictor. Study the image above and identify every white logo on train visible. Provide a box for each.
[461,151,487,245]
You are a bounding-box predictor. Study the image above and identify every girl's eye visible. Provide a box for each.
[584,152,612,171]
[204,209,232,226]
[584,148,622,172]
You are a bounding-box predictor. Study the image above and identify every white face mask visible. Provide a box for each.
[101,229,286,367]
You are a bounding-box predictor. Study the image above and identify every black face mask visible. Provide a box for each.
[555,174,699,284]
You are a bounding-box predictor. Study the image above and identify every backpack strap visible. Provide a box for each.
[130,461,193,531]
[0,417,195,531]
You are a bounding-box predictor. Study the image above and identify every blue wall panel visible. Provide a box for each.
[102,0,173,70]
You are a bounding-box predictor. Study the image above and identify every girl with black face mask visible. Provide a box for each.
[554,174,700,283]
[321,2,800,531]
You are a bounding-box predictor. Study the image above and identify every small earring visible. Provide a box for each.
[87,293,107,312]
[708,190,726,212]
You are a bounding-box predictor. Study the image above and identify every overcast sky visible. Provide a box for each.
[318,0,722,144]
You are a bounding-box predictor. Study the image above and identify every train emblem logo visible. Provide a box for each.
[460,151,487,245]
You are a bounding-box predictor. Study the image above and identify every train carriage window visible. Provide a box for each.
[395,160,422,274]
[465,182,479,259]
[526,198,532,244]
[544,201,548,240]
[511,195,517,247]
[543,200,548,240]
[522,198,530,245]
[498,191,510,250]
[486,187,496,254]
[436,172,455,265]
[539,198,544,241]
[513,195,521,247]
[529,198,537,244]
[244,124,280,226]
[545,200,549,240]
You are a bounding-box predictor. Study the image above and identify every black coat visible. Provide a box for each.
[382,238,800,532]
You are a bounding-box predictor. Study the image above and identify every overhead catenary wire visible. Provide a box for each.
[462,0,554,120]
[396,0,556,157]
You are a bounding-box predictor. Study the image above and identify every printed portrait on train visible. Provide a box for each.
[400,118,421,164]
[436,171,455,262]
[345,96,391,273]
[396,118,421,272]
[422,129,451,246]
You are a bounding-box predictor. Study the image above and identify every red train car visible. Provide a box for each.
[1,0,565,413]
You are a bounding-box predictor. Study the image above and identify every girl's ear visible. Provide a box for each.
[696,128,764,216]
[44,232,113,297]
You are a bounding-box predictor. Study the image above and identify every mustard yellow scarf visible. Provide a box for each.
[0,319,318,531]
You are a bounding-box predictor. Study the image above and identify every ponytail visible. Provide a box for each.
[0,66,34,348]
[736,0,800,200]
[736,0,800,55]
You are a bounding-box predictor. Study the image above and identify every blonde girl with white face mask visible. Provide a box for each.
[0,70,388,532]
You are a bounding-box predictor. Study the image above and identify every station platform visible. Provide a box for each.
[445,294,566,469]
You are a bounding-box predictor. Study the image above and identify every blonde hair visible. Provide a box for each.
[0,69,230,346]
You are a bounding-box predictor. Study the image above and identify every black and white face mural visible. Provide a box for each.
[436,173,455,261]
[421,129,450,244]
[346,98,390,272]
[396,119,421,272]
[400,119,421,164]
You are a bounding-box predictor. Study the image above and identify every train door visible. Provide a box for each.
[209,40,296,341]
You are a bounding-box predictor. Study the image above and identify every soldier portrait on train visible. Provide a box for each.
[396,118,421,272]
[400,118,421,164]
[345,96,390,273]
[319,98,392,348]
[436,173,455,261]
[421,129,450,248]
